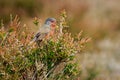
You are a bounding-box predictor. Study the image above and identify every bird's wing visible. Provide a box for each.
[33,25,51,42]
[29,25,50,45]
[34,32,48,41]
[29,32,48,45]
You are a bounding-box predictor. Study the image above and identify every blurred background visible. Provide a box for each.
[0,0,120,79]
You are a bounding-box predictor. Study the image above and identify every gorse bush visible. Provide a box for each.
[0,10,90,80]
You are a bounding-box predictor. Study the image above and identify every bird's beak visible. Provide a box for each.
[51,21,57,28]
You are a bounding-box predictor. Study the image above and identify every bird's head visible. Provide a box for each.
[45,18,56,28]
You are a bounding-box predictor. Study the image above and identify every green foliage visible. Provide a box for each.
[63,63,79,77]
[0,10,90,80]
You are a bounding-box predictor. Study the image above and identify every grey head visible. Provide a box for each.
[44,18,56,25]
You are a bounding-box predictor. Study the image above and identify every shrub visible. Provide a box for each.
[0,10,90,80]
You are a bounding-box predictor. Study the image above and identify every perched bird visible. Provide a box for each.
[29,18,56,46]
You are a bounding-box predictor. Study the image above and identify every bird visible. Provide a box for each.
[29,18,57,46]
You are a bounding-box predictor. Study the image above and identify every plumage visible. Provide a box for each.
[35,24,50,40]
[29,18,56,46]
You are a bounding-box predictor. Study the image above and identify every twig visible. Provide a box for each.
[42,60,65,80]
[60,22,63,35]
[45,64,57,78]
[32,70,37,80]
[32,51,38,80]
